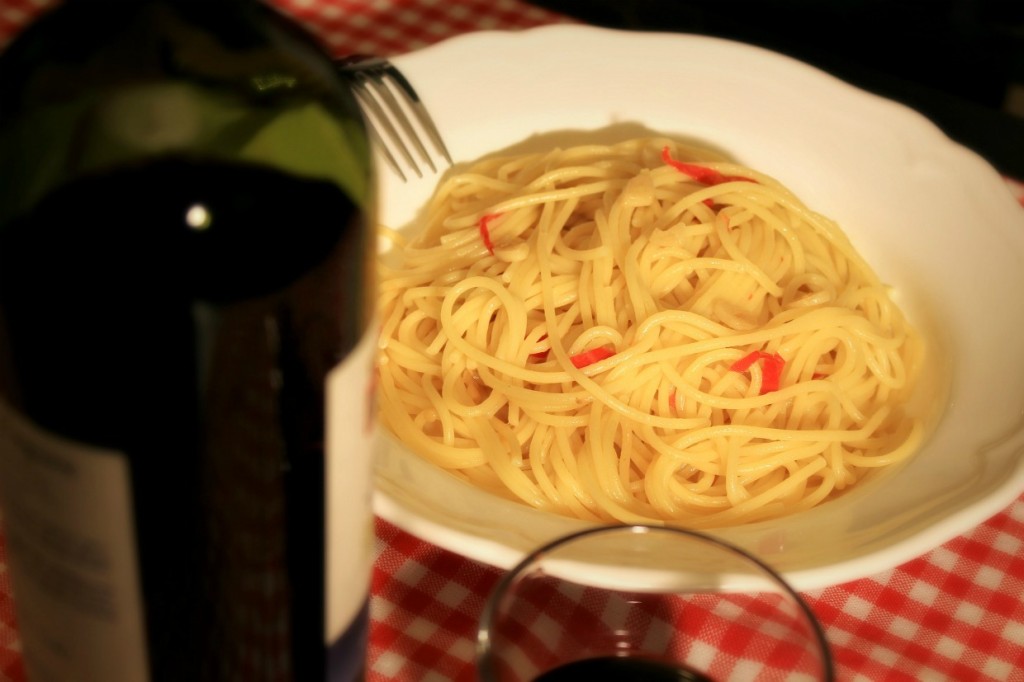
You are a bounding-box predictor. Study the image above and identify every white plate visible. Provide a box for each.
[370,24,1024,590]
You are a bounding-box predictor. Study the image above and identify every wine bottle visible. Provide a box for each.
[0,1,376,680]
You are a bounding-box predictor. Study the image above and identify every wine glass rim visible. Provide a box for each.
[476,523,836,681]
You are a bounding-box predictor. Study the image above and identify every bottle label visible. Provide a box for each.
[0,328,378,682]
[325,328,378,681]
[0,401,150,682]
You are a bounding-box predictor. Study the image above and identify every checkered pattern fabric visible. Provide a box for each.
[279,0,573,58]
[1,1,1023,681]
[369,501,1024,682]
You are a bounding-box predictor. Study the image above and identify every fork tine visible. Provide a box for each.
[350,76,417,180]
[380,63,454,167]
[338,56,451,181]
[351,71,422,178]
[359,100,407,182]
[366,68,438,173]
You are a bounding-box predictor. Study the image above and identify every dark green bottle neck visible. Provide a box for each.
[0,0,371,228]
[0,0,341,110]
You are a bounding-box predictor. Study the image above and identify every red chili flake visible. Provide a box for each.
[661,146,755,186]
[529,335,550,361]
[729,350,786,394]
[479,213,501,255]
[570,347,615,369]
[668,388,682,412]
[729,350,763,373]
[760,353,784,394]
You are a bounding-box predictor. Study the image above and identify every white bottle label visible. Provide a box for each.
[325,328,378,678]
[0,329,378,682]
[0,401,149,682]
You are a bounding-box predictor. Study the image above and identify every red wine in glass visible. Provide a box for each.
[533,655,714,682]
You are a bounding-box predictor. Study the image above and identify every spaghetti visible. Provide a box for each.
[377,137,926,527]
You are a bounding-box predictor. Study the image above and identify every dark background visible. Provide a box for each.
[529,0,1024,180]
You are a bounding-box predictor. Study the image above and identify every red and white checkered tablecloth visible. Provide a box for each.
[1,1,1023,681]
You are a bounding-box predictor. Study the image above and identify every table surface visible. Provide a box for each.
[1,1,1023,681]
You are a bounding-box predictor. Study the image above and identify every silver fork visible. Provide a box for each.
[338,55,453,182]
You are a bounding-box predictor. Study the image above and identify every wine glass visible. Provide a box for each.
[477,524,834,681]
